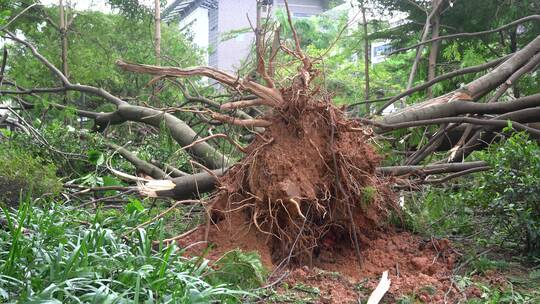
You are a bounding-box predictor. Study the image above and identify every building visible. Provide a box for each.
[163,0,329,73]
[325,0,406,66]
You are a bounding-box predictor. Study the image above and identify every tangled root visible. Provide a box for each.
[211,87,396,266]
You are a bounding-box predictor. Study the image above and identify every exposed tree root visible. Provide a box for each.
[209,86,396,265]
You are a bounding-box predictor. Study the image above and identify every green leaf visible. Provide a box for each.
[87,150,105,166]
[126,198,145,213]
[0,128,11,137]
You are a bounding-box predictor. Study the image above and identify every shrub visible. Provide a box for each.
[0,142,61,206]
[0,200,255,303]
[406,132,540,255]
[469,132,540,254]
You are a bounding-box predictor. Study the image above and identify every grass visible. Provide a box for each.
[0,198,261,303]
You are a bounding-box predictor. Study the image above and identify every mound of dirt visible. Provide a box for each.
[179,219,457,302]
[179,71,456,301]
[210,87,395,266]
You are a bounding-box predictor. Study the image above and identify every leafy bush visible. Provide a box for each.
[0,200,258,303]
[469,132,540,254]
[408,132,540,255]
[0,142,61,206]
[207,250,267,290]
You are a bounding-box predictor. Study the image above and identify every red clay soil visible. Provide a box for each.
[178,88,457,302]
[179,217,458,303]
[210,91,394,266]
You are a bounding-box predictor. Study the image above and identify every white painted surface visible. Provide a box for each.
[180,7,209,63]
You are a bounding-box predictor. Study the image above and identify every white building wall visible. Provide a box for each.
[180,6,210,63]
[170,0,328,72]
[216,0,257,73]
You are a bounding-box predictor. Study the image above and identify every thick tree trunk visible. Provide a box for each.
[139,168,227,198]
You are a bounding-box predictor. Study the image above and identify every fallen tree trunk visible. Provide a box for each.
[138,168,227,198]
[378,34,540,115]
[138,161,490,199]
[380,93,540,125]
[2,34,231,170]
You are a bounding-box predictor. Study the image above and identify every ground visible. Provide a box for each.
[179,216,460,303]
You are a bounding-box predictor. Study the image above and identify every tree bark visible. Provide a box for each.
[426,0,442,98]
[361,1,370,114]
[139,161,490,199]
[154,0,161,65]
[59,0,69,78]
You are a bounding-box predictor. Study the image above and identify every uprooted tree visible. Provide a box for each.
[2,3,540,266]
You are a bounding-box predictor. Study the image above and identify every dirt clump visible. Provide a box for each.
[209,86,394,266]
[179,223,457,302]
[177,49,454,300]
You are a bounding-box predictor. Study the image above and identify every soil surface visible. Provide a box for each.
[179,216,458,303]
[177,85,458,302]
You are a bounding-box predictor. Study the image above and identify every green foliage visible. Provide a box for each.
[0,200,257,303]
[407,132,540,255]
[455,276,540,304]
[0,141,61,206]
[470,132,540,254]
[207,249,267,290]
[360,186,377,208]
[106,0,154,20]
[0,0,11,27]
[4,121,104,178]
[6,8,202,109]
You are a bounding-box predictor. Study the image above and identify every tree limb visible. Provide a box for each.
[389,15,540,55]
[367,114,540,138]
[106,142,171,180]
[116,60,283,105]
[378,35,540,114]
[4,32,128,106]
[381,93,540,125]
[377,54,511,113]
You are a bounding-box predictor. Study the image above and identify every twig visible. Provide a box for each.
[421,166,490,184]
[153,225,201,245]
[79,189,137,207]
[0,3,39,31]
[125,200,203,235]
[181,133,247,153]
